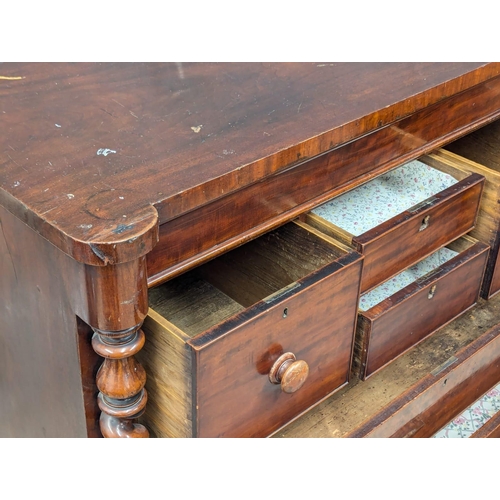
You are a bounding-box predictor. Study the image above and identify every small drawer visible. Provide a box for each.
[353,236,489,380]
[442,120,500,299]
[138,221,363,437]
[304,155,484,293]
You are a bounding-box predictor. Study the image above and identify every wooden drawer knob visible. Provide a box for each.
[269,352,309,393]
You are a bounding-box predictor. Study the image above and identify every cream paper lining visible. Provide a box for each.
[358,247,458,311]
[312,160,458,236]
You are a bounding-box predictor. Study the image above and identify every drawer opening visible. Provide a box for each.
[148,221,349,337]
[429,143,500,299]
[359,236,480,312]
[354,235,489,380]
[302,154,483,294]
[308,157,467,241]
[358,245,460,312]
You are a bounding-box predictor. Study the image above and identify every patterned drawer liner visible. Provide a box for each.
[312,160,458,236]
[359,247,458,311]
[433,383,500,438]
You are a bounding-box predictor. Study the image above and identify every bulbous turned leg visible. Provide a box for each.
[92,326,149,438]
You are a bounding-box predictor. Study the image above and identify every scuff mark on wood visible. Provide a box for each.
[112,223,135,235]
[90,244,112,265]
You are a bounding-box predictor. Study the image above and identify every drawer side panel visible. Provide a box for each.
[138,311,194,438]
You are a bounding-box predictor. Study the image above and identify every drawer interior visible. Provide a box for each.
[425,147,500,299]
[445,119,500,174]
[359,237,477,312]
[308,157,469,243]
[148,221,350,337]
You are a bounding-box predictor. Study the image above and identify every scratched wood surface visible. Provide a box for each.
[2,63,500,267]
[276,292,500,438]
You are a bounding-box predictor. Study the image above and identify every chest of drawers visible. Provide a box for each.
[2,62,500,438]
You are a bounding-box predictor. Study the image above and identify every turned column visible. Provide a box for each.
[92,325,148,437]
[83,255,151,438]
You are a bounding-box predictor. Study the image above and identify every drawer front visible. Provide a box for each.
[353,174,484,292]
[147,78,500,286]
[191,255,363,438]
[357,241,489,379]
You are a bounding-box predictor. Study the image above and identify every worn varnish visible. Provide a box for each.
[275,292,500,438]
[138,222,363,437]
[2,63,500,270]
[3,63,500,439]
[147,76,500,283]
[0,206,150,438]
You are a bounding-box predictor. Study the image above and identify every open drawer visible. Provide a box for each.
[442,120,500,299]
[353,236,489,380]
[138,221,363,437]
[304,155,484,293]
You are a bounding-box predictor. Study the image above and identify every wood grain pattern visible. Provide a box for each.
[138,310,194,438]
[442,122,500,298]
[304,160,484,293]
[2,63,500,269]
[139,222,363,437]
[0,203,151,438]
[0,205,89,437]
[194,254,362,437]
[275,292,500,438]
[470,409,500,438]
[147,76,500,283]
[3,63,500,439]
[350,323,500,438]
[355,238,489,379]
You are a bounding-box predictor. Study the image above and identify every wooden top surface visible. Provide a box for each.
[2,62,500,265]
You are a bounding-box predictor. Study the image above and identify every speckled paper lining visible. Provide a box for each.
[312,160,458,236]
[359,247,458,311]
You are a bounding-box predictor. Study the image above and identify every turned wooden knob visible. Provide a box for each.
[269,352,309,393]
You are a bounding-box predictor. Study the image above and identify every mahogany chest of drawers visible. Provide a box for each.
[2,62,500,438]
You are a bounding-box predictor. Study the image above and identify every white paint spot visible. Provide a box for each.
[122,215,127,218]
[119,196,124,200]
[191,125,202,133]
[175,62,185,80]
[13,181,20,187]
[67,194,75,199]
[44,188,50,192]
[55,124,62,128]
[96,148,117,156]
[78,224,93,230]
